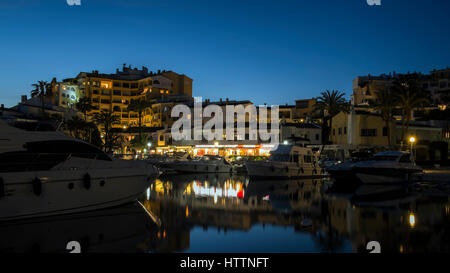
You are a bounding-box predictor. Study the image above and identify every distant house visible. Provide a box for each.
[280,122,322,145]
[331,110,443,147]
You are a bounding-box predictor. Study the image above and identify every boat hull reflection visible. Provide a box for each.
[0,202,159,253]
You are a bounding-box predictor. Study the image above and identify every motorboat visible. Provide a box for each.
[244,145,323,179]
[0,119,159,221]
[328,151,422,189]
[162,155,234,174]
[318,158,342,170]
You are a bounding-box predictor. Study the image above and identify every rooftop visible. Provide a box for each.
[77,64,182,81]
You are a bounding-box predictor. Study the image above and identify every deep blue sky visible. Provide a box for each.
[1,0,450,107]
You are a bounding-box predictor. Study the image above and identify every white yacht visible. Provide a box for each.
[162,155,233,174]
[0,119,159,221]
[328,151,422,187]
[245,145,323,179]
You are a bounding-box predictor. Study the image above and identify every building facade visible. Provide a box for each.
[74,64,192,129]
[352,68,450,106]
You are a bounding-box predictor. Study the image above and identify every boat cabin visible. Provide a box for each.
[269,145,317,164]
[372,151,413,163]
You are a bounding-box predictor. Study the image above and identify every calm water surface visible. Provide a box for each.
[1,174,449,253]
[141,173,450,253]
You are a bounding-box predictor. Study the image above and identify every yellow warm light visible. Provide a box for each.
[101,81,112,89]
[409,213,416,227]
[409,137,416,144]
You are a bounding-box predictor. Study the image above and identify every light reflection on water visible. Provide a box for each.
[0,174,449,253]
[141,174,450,253]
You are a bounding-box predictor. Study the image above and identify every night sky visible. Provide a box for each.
[1,0,450,107]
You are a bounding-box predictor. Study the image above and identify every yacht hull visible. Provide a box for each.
[329,167,421,189]
[245,161,323,179]
[164,163,233,174]
[0,166,158,221]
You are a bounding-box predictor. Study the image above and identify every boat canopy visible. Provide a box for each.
[271,145,295,155]
[271,144,312,155]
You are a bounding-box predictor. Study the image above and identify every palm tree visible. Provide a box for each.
[93,110,120,152]
[31,81,49,118]
[66,116,102,147]
[130,134,150,152]
[315,90,350,144]
[127,98,153,142]
[371,89,398,146]
[391,78,430,145]
[66,116,86,139]
[75,97,93,121]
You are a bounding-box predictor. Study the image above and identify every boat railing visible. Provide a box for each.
[0,152,108,173]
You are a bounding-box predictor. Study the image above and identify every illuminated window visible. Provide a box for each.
[101,81,112,89]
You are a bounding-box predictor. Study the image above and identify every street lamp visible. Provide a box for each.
[409,136,416,162]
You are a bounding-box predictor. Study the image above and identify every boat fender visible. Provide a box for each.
[285,166,289,173]
[83,173,91,190]
[216,166,219,171]
[32,177,42,196]
[301,168,304,174]
[0,177,4,198]
[270,165,275,172]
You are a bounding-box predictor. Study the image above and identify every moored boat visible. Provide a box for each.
[0,119,159,221]
[162,155,234,174]
[328,151,422,190]
[244,145,323,179]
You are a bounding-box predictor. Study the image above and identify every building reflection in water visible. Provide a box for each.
[141,174,450,253]
[2,174,447,253]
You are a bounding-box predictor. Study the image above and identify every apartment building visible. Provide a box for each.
[294,98,319,120]
[331,109,443,148]
[74,64,192,128]
[352,68,450,106]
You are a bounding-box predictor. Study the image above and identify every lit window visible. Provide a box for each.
[101,81,112,89]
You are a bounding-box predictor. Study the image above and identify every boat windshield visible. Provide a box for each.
[269,154,290,162]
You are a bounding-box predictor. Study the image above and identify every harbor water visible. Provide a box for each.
[2,173,448,253]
